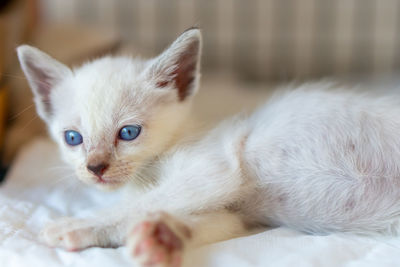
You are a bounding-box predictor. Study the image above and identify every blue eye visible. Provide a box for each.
[64,130,83,146]
[119,125,141,141]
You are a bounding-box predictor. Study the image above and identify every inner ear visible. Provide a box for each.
[151,28,202,101]
[24,60,54,114]
[17,45,71,122]
[170,40,199,101]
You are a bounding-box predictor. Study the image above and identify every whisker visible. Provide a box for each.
[45,165,74,171]
[2,73,29,81]
[20,115,39,131]
[44,168,74,175]
[46,174,77,187]
[2,73,49,87]
[9,104,35,121]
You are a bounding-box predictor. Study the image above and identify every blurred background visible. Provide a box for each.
[37,0,400,80]
[1,0,400,175]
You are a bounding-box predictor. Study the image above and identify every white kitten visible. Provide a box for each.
[18,29,400,267]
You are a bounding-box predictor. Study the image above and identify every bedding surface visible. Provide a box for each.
[1,139,400,267]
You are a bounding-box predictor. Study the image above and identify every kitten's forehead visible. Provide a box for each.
[74,56,147,95]
[54,56,157,141]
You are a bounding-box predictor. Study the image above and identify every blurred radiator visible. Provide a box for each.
[39,0,400,81]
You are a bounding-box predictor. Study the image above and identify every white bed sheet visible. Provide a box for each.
[1,138,400,267]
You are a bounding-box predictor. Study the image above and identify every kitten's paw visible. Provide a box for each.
[40,217,101,251]
[127,211,192,267]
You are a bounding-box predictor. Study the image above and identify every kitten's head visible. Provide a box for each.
[17,28,202,190]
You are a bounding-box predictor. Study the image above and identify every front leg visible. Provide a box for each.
[40,215,128,251]
[125,128,254,266]
[127,210,248,267]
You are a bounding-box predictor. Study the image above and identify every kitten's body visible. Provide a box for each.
[139,84,400,235]
[17,29,400,266]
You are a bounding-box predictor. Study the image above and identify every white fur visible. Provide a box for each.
[17,29,201,191]
[17,29,400,266]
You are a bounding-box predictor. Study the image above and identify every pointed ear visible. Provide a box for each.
[148,28,202,101]
[17,45,71,122]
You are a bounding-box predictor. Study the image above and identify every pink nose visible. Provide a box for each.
[87,163,109,177]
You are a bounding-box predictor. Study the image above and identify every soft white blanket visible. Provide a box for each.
[1,138,400,267]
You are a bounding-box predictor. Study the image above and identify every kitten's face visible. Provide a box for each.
[48,57,194,190]
[17,29,202,190]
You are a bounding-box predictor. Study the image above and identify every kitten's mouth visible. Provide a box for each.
[95,177,121,185]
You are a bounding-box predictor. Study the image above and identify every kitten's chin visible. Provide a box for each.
[94,180,126,191]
